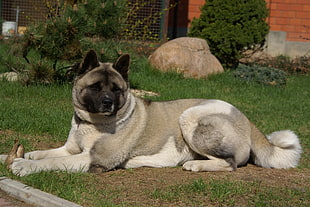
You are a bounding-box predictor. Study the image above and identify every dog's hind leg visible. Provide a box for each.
[180,113,251,172]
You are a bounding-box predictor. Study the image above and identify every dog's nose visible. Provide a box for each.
[102,97,113,107]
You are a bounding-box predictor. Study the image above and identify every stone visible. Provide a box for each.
[148,37,224,78]
[0,72,19,81]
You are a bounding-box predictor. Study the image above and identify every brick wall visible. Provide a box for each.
[184,0,310,43]
[266,0,310,42]
[168,0,310,56]
[188,0,204,23]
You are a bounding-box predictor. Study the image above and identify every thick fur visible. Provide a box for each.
[0,50,302,176]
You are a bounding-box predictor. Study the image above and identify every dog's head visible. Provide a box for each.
[73,50,130,116]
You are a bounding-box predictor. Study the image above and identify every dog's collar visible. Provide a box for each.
[74,93,136,128]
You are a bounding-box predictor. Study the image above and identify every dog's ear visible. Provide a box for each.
[78,50,100,76]
[113,54,130,82]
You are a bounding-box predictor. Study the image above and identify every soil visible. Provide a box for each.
[90,165,309,206]
[0,190,33,207]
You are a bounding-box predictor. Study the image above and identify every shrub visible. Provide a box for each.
[23,0,126,62]
[0,38,71,84]
[242,54,310,74]
[234,64,287,86]
[0,38,26,73]
[259,55,310,74]
[75,0,126,38]
[22,59,55,84]
[188,0,269,69]
[293,56,310,74]
[23,11,84,64]
[20,0,126,84]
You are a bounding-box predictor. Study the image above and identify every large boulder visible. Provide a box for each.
[148,37,224,78]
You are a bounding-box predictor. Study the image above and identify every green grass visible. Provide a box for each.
[0,82,72,147]
[0,54,309,206]
[0,164,115,206]
[149,178,309,206]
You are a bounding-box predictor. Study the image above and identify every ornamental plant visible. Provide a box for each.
[234,64,287,86]
[21,0,126,83]
[189,0,269,69]
[23,0,126,64]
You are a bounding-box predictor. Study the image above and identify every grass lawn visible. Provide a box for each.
[0,57,309,206]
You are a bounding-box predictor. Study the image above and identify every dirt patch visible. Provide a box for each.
[90,165,310,206]
[0,130,63,152]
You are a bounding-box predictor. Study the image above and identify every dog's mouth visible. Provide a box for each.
[98,106,115,115]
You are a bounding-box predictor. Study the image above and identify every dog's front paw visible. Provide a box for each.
[11,158,38,176]
[24,151,41,160]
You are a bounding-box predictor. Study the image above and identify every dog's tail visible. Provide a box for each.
[250,125,302,169]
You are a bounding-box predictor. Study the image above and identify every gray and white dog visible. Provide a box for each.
[0,50,302,176]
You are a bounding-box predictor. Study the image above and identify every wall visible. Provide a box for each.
[266,0,310,42]
[265,0,310,57]
[168,0,310,57]
[167,0,202,38]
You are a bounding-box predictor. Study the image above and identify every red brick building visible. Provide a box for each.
[1,0,309,57]
[168,0,310,57]
[266,0,310,42]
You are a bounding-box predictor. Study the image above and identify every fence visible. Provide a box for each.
[0,0,168,40]
[125,0,167,40]
[1,0,54,34]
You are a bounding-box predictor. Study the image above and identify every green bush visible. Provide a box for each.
[0,38,26,73]
[23,11,84,63]
[259,55,310,74]
[188,0,269,69]
[75,0,126,38]
[20,0,126,84]
[234,64,287,86]
[0,38,71,84]
[23,0,126,62]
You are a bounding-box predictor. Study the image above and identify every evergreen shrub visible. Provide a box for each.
[23,0,126,62]
[76,0,126,38]
[189,0,269,69]
[259,55,310,74]
[234,64,287,86]
[21,0,126,84]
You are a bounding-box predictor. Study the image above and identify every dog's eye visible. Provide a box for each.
[89,83,101,91]
[112,84,121,93]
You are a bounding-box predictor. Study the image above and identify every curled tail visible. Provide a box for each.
[251,126,302,169]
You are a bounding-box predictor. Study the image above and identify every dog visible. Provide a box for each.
[0,50,302,176]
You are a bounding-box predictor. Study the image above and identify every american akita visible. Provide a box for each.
[0,50,302,176]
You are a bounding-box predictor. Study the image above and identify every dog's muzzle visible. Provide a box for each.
[103,97,113,108]
[100,97,115,114]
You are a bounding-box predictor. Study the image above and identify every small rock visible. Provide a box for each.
[0,72,19,81]
[131,89,159,98]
